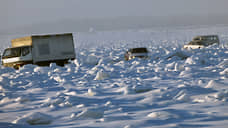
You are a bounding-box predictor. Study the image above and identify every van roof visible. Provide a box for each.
[11,33,73,42]
[194,35,218,38]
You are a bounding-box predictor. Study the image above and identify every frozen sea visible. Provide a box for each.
[0,25,228,128]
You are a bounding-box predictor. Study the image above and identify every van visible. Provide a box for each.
[184,35,219,49]
[124,47,149,61]
[1,33,76,69]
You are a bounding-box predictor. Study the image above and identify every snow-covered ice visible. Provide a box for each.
[0,25,228,128]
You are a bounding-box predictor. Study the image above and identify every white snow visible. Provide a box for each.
[0,25,228,127]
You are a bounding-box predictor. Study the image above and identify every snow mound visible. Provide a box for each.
[205,80,223,89]
[88,88,97,96]
[116,86,135,95]
[218,59,228,68]
[173,90,191,102]
[50,75,65,83]
[14,96,30,103]
[85,55,99,65]
[213,90,228,101]
[220,68,228,75]
[147,111,178,120]
[94,69,109,80]
[71,109,104,119]
[12,112,53,125]
[185,57,196,65]
[33,66,50,74]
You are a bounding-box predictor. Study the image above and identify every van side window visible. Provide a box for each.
[22,47,30,56]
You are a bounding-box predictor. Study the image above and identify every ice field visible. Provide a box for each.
[0,25,228,128]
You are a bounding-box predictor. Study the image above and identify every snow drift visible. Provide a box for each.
[0,25,228,128]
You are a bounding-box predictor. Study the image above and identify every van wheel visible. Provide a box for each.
[13,65,20,70]
[56,62,64,67]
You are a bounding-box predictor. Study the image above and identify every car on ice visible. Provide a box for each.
[184,35,220,49]
[124,47,149,61]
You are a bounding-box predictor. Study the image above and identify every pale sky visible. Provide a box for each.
[1,0,228,30]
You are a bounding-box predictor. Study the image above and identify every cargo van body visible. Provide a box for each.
[1,33,76,69]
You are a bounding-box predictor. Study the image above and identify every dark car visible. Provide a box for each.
[124,47,149,61]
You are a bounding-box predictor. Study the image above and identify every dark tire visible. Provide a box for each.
[56,62,65,67]
[13,65,20,70]
[56,60,69,67]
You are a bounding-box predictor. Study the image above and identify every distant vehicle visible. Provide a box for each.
[124,47,149,61]
[184,35,220,49]
[1,33,76,69]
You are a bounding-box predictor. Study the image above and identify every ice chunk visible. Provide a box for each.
[220,68,228,75]
[214,90,228,101]
[14,97,30,103]
[73,59,80,67]
[94,69,109,80]
[205,80,218,88]
[173,90,190,102]
[50,75,65,83]
[116,86,134,95]
[0,97,12,104]
[34,67,49,74]
[185,57,196,65]
[147,111,178,120]
[85,55,99,65]
[72,109,104,119]
[218,59,228,68]
[12,112,53,125]
[88,88,97,96]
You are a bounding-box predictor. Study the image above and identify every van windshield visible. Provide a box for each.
[2,47,21,59]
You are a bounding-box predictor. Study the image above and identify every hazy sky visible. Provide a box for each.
[1,0,228,29]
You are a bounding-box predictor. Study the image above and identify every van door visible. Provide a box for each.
[20,46,32,63]
[1,47,22,67]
